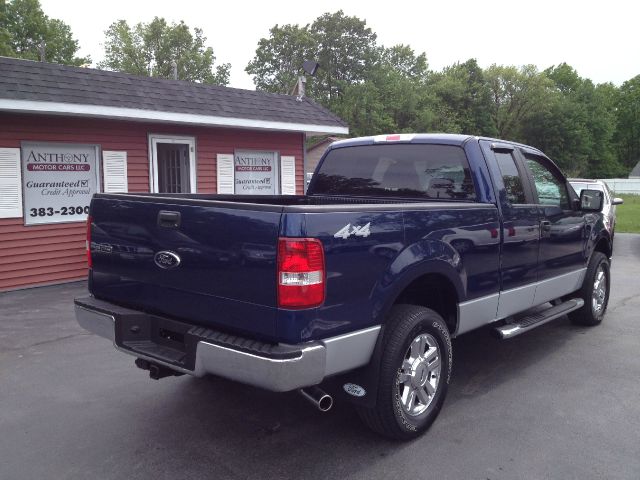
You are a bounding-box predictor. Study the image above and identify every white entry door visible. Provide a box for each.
[149,135,196,193]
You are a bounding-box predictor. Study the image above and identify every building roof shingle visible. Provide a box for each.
[0,57,348,134]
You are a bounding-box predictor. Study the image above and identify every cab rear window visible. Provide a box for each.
[312,144,476,200]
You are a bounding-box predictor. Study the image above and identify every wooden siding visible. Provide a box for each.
[0,217,86,290]
[0,113,304,291]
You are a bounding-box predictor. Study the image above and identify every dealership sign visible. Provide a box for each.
[234,150,278,195]
[21,143,100,226]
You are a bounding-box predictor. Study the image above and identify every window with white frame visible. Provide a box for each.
[149,135,196,193]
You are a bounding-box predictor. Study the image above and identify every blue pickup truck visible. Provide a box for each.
[75,134,611,440]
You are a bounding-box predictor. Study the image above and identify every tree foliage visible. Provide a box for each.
[484,64,554,139]
[309,10,378,107]
[616,75,640,171]
[246,24,314,94]
[334,44,429,136]
[246,10,377,106]
[427,59,496,136]
[0,0,89,65]
[99,17,230,85]
[247,11,638,178]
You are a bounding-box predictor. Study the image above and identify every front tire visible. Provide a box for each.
[569,252,610,326]
[356,305,452,440]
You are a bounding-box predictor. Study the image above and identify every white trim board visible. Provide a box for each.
[0,99,349,135]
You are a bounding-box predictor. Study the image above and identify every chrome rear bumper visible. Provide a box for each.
[75,297,380,392]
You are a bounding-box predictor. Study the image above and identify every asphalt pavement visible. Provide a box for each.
[1,234,640,480]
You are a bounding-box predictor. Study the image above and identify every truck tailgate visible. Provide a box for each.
[89,195,282,340]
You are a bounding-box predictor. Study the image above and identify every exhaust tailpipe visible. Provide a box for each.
[299,386,333,412]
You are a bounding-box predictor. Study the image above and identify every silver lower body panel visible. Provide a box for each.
[457,268,587,335]
[75,301,380,392]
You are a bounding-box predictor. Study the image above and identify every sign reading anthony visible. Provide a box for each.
[234,150,277,195]
[21,143,100,226]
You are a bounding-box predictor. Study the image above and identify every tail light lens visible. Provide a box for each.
[489,227,499,239]
[277,238,325,309]
[86,215,92,268]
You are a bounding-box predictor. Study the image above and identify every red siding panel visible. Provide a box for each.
[0,113,304,290]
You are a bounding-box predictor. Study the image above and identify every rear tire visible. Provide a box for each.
[356,305,452,440]
[569,252,610,326]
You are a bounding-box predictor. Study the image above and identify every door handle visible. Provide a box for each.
[540,220,551,232]
[157,210,181,228]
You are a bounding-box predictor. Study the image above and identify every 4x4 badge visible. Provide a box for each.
[334,222,371,239]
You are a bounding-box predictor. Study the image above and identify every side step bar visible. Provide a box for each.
[494,298,585,340]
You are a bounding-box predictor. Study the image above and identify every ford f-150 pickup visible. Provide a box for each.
[75,134,612,440]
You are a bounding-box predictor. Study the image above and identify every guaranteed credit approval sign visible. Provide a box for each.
[21,142,100,226]
[234,150,278,195]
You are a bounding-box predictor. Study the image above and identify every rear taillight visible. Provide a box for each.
[277,238,325,309]
[490,227,499,239]
[86,215,92,268]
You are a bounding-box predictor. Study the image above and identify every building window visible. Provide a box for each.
[149,135,196,193]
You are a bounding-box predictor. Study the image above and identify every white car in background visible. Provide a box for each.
[569,179,624,238]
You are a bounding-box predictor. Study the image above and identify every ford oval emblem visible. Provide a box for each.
[154,251,181,270]
[343,383,366,397]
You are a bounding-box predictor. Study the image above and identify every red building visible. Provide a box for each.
[0,57,348,291]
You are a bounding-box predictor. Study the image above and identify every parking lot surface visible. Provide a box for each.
[1,234,640,480]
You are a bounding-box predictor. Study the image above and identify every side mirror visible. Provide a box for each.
[612,197,624,206]
[580,189,604,212]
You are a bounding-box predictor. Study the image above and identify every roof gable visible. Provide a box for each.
[307,136,341,152]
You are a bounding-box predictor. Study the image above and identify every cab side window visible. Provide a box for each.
[495,151,526,204]
[525,155,570,209]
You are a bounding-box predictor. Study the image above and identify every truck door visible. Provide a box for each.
[518,150,587,304]
[480,141,540,318]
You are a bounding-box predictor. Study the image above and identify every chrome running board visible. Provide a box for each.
[494,298,585,340]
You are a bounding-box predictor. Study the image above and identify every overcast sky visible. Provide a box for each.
[40,0,638,90]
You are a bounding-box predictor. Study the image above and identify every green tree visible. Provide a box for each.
[335,81,395,136]
[99,17,230,85]
[0,0,89,65]
[308,10,378,107]
[0,0,11,56]
[245,24,315,94]
[485,64,553,140]
[523,64,592,174]
[523,64,623,177]
[579,81,623,177]
[335,45,425,136]
[545,62,582,94]
[615,75,640,172]
[428,59,496,136]
[379,44,427,79]
[246,11,631,179]
[329,44,434,137]
[247,10,378,107]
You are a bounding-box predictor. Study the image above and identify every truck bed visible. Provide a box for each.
[88,192,497,343]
